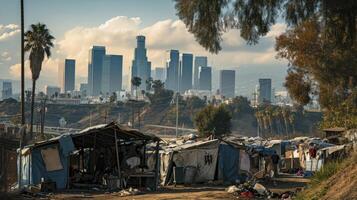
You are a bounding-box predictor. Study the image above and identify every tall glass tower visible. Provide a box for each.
[180,53,193,93]
[88,46,106,96]
[131,35,151,92]
[194,56,207,89]
[59,59,75,93]
[166,50,180,91]
[102,55,123,94]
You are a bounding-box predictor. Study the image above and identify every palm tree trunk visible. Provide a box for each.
[30,79,36,139]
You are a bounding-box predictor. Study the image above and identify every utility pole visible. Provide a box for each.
[20,0,25,126]
[40,98,47,139]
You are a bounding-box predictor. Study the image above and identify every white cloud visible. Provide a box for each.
[1,51,12,61]
[0,23,20,41]
[9,58,59,85]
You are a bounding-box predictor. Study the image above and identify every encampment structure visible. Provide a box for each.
[18,122,160,191]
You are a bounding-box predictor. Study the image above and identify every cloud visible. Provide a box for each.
[1,51,12,61]
[0,23,20,41]
[9,58,59,88]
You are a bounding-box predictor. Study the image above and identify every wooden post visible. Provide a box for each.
[153,140,160,191]
[114,129,122,188]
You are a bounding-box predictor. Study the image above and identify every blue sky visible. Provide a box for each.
[0,0,287,96]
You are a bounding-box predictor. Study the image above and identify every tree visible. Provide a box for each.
[146,77,153,91]
[276,19,357,128]
[109,92,117,104]
[194,104,231,137]
[131,76,142,100]
[152,80,165,93]
[174,0,357,53]
[24,23,54,138]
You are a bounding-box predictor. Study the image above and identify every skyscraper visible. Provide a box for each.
[194,56,207,89]
[102,55,123,94]
[166,50,180,91]
[219,70,236,98]
[259,78,272,104]
[45,85,60,97]
[180,53,193,93]
[1,81,12,99]
[59,59,75,93]
[88,46,106,96]
[154,67,166,82]
[198,66,212,91]
[131,35,151,92]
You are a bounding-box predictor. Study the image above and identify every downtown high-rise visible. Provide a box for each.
[59,59,75,93]
[180,53,193,93]
[166,50,180,91]
[88,46,106,96]
[131,35,151,92]
[259,78,272,104]
[198,66,212,91]
[194,56,207,89]
[219,70,235,98]
[102,55,123,94]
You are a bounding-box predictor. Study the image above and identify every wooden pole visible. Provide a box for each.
[114,129,122,188]
[153,140,160,191]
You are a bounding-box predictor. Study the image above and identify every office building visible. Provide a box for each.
[80,83,88,96]
[45,85,61,97]
[198,66,212,91]
[1,81,12,99]
[59,59,75,93]
[166,50,180,91]
[219,70,236,98]
[131,35,151,92]
[258,78,272,104]
[194,56,207,89]
[154,67,166,81]
[102,55,123,94]
[88,46,106,96]
[180,53,193,93]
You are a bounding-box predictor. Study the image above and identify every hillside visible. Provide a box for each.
[0,98,322,137]
[296,153,357,200]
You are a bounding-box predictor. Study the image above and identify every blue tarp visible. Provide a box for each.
[218,144,240,183]
[31,146,68,189]
[19,135,75,189]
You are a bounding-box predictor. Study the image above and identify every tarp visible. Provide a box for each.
[240,150,250,172]
[218,144,240,183]
[31,144,69,189]
[173,147,219,183]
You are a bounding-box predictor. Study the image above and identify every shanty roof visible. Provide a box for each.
[323,127,346,132]
[26,122,160,149]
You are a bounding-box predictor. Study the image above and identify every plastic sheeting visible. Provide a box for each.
[218,144,240,183]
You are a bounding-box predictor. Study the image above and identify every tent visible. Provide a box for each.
[161,139,220,185]
[18,122,160,190]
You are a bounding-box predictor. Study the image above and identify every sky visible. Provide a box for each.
[0,0,288,96]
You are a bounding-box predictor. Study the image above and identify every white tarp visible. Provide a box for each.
[240,150,250,172]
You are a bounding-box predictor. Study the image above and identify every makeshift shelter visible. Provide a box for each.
[160,139,220,185]
[217,141,249,184]
[18,122,160,191]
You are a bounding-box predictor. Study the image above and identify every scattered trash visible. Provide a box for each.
[226,185,239,193]
[253,183,268,196]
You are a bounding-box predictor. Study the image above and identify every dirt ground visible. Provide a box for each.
[0,175,309,200]
[47,175,309,200]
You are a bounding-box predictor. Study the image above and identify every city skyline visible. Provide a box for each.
[0,0,288,96]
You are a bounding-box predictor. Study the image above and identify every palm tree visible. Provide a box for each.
[24,23,54,139]
[131,76,142,100]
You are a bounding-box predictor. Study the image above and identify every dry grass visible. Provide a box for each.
[295,152,357,200]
